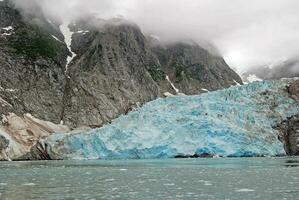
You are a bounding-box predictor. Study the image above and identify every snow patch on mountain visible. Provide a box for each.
[246,74,263,83]
[1,26,13,31]
[59,22,76,77]
[51,35,63,43]
[76,30,90,35]
[1,26,14,37]
[166,75,180,94]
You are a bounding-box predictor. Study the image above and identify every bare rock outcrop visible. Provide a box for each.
[288,79,299,101]
[276,115,299,156]
[274,80,299,156]
[0,113,70,160]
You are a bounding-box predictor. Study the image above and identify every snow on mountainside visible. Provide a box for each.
[242,74,263,84]
[60,22,76,77]
[29,79,299,160]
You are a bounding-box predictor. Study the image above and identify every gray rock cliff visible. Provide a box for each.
[0,1,243,130]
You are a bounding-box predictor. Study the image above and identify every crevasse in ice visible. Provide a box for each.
[43,79,299,159]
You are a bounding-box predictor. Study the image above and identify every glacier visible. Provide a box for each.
[39,79,299,160]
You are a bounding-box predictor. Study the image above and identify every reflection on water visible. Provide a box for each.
[0,157,299,200]
[284,159,299,168]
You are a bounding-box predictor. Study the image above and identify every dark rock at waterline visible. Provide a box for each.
[274,80,299,156]
[275,115,299,156]
[0,135,9,151]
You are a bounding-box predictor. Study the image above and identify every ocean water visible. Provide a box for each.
[0,157,299,200]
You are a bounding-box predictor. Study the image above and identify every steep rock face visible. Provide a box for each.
[151,43,243,94]
[0,0,68,124]
[61,21,164,128]
[288,79,299,101]
[275,80,299,155]
[0,1,243,130]
[276,115,299,156]
[0,135,10,160]
[60,19,243,128]
[28,79,299,160]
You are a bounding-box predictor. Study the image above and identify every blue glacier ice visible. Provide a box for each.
[42,79,299,160]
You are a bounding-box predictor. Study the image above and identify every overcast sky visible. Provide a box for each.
[15,0,299,73]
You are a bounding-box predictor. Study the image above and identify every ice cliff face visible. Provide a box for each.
[29,79,299,160]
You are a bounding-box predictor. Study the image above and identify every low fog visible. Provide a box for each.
[13,0,299,76]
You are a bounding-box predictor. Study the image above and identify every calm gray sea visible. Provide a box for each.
[0,157,299,200]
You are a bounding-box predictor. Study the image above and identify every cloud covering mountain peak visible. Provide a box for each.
[11,0,299,75]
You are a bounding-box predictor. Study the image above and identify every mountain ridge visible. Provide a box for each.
[0,0,243,129]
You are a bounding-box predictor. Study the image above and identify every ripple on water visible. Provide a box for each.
[1,158,299,200]
[22,183,36,186]
[105,179,115,182]
[235,188,255,192]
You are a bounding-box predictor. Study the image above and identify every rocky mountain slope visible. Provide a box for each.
[151,43,242,94]
[0,0,244,160]
[0,0,242,129]
[0,0,69,125]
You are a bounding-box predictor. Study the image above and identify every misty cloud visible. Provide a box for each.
[12,0,299,74]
